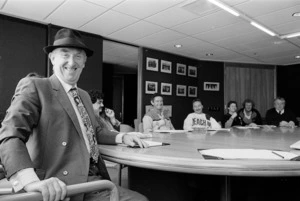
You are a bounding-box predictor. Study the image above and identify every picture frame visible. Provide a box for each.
[161,82,172,95]
[146,105,172,117]
[176,85,186,96]
[145,81,158,94]
[188,86,197,97]
[176,63,186,75]
[146,57,158,71]
[188,66,197,77]
[203,82,220,91]
[160,60,172,74]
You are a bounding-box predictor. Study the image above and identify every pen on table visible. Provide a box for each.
[272,151,284,159]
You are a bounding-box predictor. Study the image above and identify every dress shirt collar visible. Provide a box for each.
[276,109,284,115]
[55,75,77,93]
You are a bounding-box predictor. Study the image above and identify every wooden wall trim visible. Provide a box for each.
[137,47,143,121]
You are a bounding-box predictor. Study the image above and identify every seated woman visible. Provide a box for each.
[222,101,243,128]
[88,89,121,131]
[183,99,221,130]
[142,93,174,133]
[237,99,262,127]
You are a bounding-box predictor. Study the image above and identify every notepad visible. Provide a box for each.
[198,149,298,160]
[153,130,188,133]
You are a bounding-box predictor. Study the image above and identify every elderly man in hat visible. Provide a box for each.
[0,28,148,201]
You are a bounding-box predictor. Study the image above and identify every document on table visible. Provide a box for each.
[207,128,231,131]
[198,149,298,160]
[234,126,260,129]
[119,140,170,148]
[290,140,300,149]
[153,129,188,133]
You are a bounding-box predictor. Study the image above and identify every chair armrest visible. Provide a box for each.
[0,180,119,201]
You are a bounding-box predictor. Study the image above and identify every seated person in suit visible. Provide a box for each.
[265,97,297,127]
[222,101,243,128]
[237,99,262,127]
[88,89,121,131]
[183,99,221,130]
[143,93,174,133]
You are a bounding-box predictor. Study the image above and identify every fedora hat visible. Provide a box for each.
[43,28,93,57]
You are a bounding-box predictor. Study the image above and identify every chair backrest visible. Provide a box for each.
[120,124,134,132]
[134,119,140,132]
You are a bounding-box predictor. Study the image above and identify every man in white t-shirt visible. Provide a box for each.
[183,99,221,130]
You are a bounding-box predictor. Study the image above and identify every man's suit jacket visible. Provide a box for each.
[0,75,118,200]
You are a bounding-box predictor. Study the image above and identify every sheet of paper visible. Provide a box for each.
[199,149,298,160]
[153,130,188,133]
[234,126,260,129]
[207,128,231,131]
[290,140,300,149]
[119,140,169,148]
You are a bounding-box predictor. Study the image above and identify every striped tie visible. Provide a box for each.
[69,88,99,163]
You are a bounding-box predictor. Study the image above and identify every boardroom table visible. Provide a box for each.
[99,126,300,201]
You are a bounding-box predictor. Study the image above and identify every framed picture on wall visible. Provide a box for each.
[203,82,220,91]
[146,57,158,71]
[161,83,172,95]
[188,66,197,77]
[176,85,186,96]
[161,60,172,74]
[188,86,197,97]
[145,81,158,94]
[176,63,186,75]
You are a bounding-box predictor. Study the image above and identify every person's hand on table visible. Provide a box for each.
[123,134,149,148]
[24,177,69,201]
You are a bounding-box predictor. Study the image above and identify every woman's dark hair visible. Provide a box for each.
[227,101,237,108]
[242,98,255,108]
[192,99,202,104]
[88,89,104,104]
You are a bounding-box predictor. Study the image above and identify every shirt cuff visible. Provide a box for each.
[9,168,40,192]
[116,132,125,144]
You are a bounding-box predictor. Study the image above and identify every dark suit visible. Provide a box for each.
[0,75,118,201]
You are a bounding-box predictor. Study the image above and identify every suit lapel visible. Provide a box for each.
[49,75,85,141]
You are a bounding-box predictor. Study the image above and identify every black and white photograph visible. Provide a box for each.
[176,63,186,75]
[161,60,172,74]
[146,57,158,71]
[176,85,186,96]
[203,82,220,91]
[161,83,172,95]
[188,66,197,77]
[145,81,158,94]
[188,86,197,97]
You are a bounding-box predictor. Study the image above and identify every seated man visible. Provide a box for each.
[143,93,174,133]
[237,99,262,127]
[265,97,297,127]
[184,99,221,130]
[88,89,121,131]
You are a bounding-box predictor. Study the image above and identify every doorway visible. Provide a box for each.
[102,40,138,127]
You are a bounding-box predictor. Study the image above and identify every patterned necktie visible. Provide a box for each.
[69,88,99,163]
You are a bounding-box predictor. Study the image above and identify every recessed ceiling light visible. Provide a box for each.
[174,44,182,48]
[295,56,300,59]
[206,53,213,56]
[292,12,300,17]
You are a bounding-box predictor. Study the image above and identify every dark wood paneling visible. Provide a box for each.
[0,14,47,114]
[142,48,224,129]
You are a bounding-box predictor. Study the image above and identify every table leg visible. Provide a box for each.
[220,176,231,201]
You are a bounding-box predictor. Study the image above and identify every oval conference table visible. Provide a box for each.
[99,127,300,201]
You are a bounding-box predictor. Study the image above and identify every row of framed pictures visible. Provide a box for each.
[145,81,197,97]
[146,57,197,77]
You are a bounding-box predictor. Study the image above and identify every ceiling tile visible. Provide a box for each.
[235,0,300,18]
[112,0,185,19]
[134,29,185,47]
[108,21,164,42]
[2,0,64,21]
[45,0,107,29]
[145,5,199,28]
[80,10,138,36]
[172,10,242,35]
[272,20,300,36]
[83,0,124,8]
[194,22,257,42]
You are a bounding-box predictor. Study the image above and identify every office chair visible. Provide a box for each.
[0,165,119,201]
